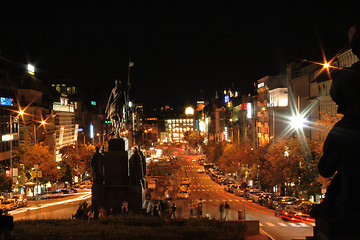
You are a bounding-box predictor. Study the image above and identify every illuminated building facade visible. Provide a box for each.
[165,118,195,142]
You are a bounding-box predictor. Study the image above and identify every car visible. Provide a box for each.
[12,194,27,207]
[1,199,17,211]
[42,190,66,199]
[177,190,190,199]
[181,178,190,187]
[59,188,78,194]
[224,184,232,192]
[272,196,299,212]
[79,181,93,189]
[252,192,266,203]
[246,189,262,199]
[197,167,205,173]
[296,201,317,214]
[257,193,273,206]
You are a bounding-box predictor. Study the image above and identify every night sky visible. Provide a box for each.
[0,1,358,115]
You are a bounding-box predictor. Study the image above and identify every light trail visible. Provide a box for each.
[9,192,91,215]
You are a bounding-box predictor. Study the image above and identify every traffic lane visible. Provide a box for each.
[10,191,91,221]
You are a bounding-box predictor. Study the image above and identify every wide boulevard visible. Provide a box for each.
[173,155,314,240]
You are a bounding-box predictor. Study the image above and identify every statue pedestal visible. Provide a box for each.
[92,138,145,213]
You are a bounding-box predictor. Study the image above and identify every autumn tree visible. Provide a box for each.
[217,144,239,174]
[17,142,59,184]
[0,168,11,192]
[184,131,204,148]
[60,144,95,183]
[203,141,226,164]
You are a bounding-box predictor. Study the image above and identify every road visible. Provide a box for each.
[173,155,314,240]
[9,190,91,221]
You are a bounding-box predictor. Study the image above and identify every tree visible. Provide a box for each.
[17,142,59,184]
[184,131,204,148]
[203,141,226,164]
[60,144,95,183]
[0,168,11,193]
[217,144,239,174]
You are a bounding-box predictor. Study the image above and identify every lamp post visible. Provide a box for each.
[9,110,23,196]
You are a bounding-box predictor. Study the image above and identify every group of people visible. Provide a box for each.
[145,200,178,219]
[73,200,131,221]
[189,199,203,218]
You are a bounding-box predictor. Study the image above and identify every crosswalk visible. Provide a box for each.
[259,222,315,228]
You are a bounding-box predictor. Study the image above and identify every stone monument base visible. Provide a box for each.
[92,183,145,213]
[91,138,146,214]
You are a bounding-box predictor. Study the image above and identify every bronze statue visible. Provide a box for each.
[312,22,360,238]
[129,147,147,188]
[105,79,130,137]
[91,147,104,184]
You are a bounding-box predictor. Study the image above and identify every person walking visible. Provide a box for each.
[189,201,194,218]
[121,200,129,216]
[224,201,230,220]
[170,203,176,219]
[197,199,203,218]
[219,202,225,220]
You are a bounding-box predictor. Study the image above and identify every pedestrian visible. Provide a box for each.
[189,201,194,217]
[98,207,106,219]
[152,205,160,217]
[219,202,224,220]
[197,199,203,218]
[87,209,94,222]
[121,200,129,216]
[170,203,176,219]
[224,201,230,220]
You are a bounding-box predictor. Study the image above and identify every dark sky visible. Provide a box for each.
[0,1,358,115]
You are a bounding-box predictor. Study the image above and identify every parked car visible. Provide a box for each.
[257,193,274,206]
[224,184,232,192]
[272,196,299,212]
[246,189,262,199]
[12,194,27,207]
[249,192,264,203]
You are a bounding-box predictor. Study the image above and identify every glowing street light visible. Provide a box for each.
[290,114,306,130]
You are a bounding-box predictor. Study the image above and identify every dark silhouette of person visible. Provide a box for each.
[313,21,360,236]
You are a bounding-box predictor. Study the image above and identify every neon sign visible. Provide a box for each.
[0,97,13,106]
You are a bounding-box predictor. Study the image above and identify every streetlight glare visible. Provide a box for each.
[290,114,306,129]
[323,62,329,69]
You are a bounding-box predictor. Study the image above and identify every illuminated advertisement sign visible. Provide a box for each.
[247,103,252,118]
[224,95,230,103]
[0,97,13,106]
[240,103,247,111]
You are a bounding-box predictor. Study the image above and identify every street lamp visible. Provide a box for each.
[9,110,24,196]
[290,114,306,130]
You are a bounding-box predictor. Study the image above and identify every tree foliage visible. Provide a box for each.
[0,168,12,192]
[184,131,204,148]
[17,142,59,183]
[59,144,95,182]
